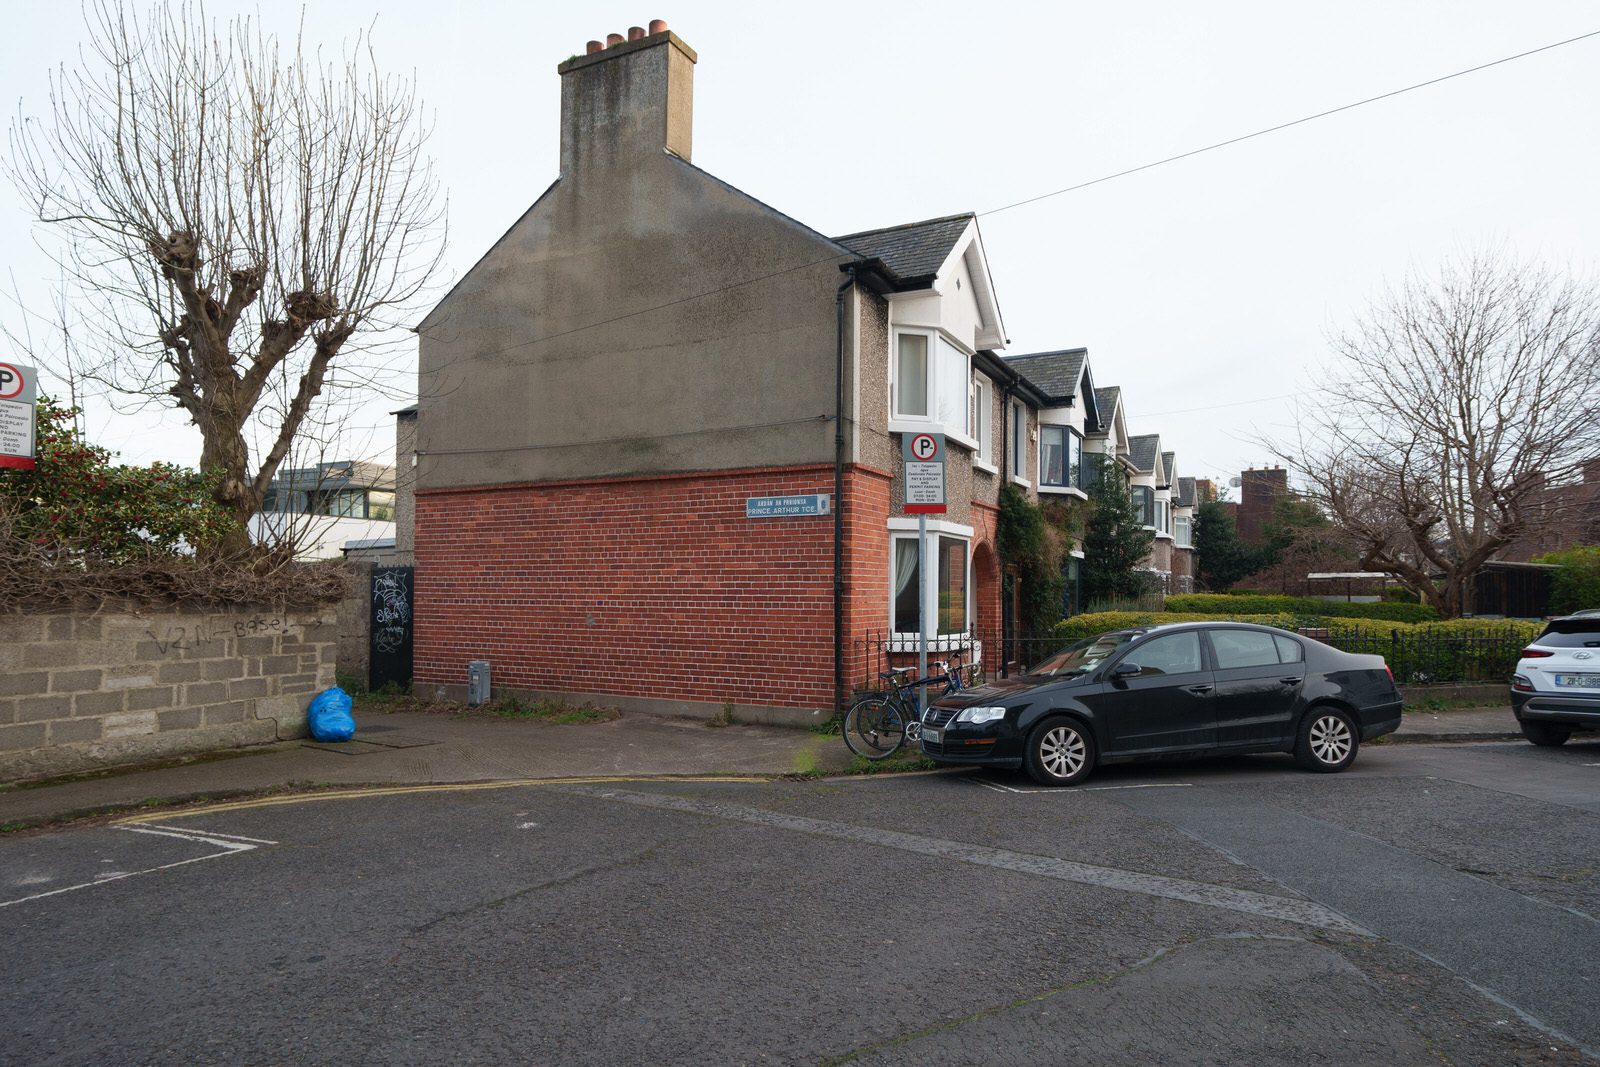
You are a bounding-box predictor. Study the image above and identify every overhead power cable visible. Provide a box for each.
[409,28,1598,367]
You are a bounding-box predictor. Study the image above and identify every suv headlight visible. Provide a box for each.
[955,706,1007,725]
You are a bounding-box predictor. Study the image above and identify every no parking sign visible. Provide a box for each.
[902,431,946,515]
[0,362,38,470]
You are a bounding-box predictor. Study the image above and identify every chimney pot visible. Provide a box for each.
[628,26,645,41]
[606,32,624,47]
[586,40,603,54]
[649,19,668,34]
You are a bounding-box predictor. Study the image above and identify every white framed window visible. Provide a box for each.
[1154,499,1170,534]
[894,333,929,418]
[891,533,970,636]
[1175,513,1192,548]
[1010,400,1028,482]
[973,377,992,464]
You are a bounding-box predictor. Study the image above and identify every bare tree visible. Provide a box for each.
[7,1,445,551]
[1273,252,1600,617]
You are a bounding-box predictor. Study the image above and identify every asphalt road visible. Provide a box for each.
[2,739,1598,1066]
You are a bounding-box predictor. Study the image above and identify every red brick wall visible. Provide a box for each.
[416,464,889,711]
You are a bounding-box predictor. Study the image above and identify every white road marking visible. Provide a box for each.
[0,824,276,910]
[564,785,1368,934]
[967,778,1193,794]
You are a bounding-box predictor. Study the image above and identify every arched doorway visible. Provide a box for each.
[972,540,1000,673]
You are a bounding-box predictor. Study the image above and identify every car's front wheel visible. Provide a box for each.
[1520,720,1572,747]
[1294,707,1359,772]
[1024,718,1095,787]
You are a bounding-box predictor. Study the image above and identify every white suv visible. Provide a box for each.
[1511,615,1600,746]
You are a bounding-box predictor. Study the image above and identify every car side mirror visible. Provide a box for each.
[1112,662,1141,678]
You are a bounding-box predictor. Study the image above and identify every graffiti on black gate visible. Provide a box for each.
[369,566,414,690]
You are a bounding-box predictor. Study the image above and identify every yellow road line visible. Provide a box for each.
[113,776,772,824]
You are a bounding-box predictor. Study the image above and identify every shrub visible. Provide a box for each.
[1049,612,1538,684]
[1537,545,1600,615]
[1053,611,1302,642]
[1165,593,1437,623]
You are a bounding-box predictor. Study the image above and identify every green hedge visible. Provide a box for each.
[1050,611,1539,683]
[1165,593,1438,623]
[1053,612,1301,642]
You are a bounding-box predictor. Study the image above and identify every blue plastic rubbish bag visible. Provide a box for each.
[307,686,355,742]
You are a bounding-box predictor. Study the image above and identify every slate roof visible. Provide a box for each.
[1176,477,1197,507]
[1162,451,1176,482]
[1002,349,1086,403]
[1091,387,1121,432]
[833,213,974,287]
[1129,434,1161,474]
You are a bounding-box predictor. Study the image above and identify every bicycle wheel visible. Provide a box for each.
[842,695,909,760]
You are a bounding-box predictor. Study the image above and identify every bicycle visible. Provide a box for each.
[841,649,978,760]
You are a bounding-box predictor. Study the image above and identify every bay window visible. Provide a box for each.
[895,334,928,418]
[1131,486,1154,527]
[1039,426,1084,489]
[891,534,970,635]
[1175,513,1193,548]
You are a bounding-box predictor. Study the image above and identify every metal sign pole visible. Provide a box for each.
[918,512,928,714]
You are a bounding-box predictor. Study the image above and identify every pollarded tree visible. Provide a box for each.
[7,1,446,551]
[1272,253,1600,617]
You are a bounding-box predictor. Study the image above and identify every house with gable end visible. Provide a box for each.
[408,22,1033,722]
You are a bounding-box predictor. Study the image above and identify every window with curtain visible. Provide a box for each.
[893,535,969,635]
[893,538,920,634]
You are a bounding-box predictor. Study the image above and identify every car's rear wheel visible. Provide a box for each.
[1294,707,1359,772]
[1520,720,1572,747]
[1024,718,1095,787]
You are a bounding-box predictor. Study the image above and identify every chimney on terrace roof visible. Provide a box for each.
[557,19,696,174]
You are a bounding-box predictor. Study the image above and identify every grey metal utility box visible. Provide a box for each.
[467,660,491,707]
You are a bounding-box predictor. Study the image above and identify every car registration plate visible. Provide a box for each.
[1553,674,1600,688]
[922,728,941,744]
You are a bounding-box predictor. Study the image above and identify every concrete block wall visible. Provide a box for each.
[0,603,337,782]
[336,561,376,688]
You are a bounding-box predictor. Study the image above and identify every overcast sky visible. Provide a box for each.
[2,1,1597,488]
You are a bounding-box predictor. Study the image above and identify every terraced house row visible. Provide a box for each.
[397,22,1198,722]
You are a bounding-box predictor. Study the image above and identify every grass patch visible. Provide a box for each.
[1404,695,1506,712]
[486,695,618,724]
[844,753,939,775]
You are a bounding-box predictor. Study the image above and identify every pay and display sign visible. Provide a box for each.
[0,362,38,470]
[902,431,946,515]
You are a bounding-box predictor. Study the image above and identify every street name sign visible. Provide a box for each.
[902,431,946,515]
[0,362,37,471]
[746,493,831,518]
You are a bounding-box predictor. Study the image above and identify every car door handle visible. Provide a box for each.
[1279,677,1303,685]
[1185,684,1213,694]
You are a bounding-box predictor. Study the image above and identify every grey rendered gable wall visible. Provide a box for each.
[416,150,857,490]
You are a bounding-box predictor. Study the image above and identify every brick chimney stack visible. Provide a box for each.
[557,19,696,175]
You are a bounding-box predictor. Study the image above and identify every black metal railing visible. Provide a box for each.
[849,628,1071,694]
[1314,626,1527,685]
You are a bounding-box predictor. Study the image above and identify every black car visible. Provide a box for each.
[923,622,1402,786]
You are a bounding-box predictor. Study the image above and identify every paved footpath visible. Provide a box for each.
[0,704,1525,829]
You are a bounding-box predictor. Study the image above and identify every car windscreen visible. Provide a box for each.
[1027,632,1135,677]
[1534,622,1600,648]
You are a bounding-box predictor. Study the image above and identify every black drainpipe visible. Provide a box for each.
[833,266,857,715]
